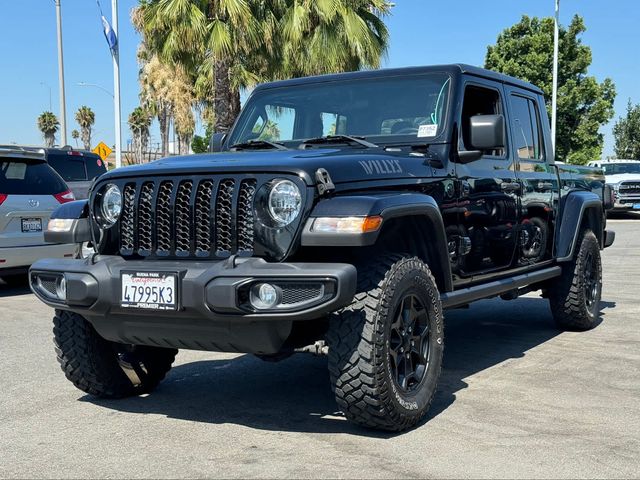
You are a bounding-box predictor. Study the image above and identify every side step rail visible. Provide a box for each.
[440,266,561,309]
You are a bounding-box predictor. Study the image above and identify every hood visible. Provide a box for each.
[604,173,640,185]
[101,148,434,187]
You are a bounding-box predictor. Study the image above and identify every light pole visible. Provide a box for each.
[551,0,560,157]
[77,82,114,98]
[54,0,68,146]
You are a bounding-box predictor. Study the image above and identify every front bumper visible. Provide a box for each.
[612,196,640,211]
[29,255,356,354]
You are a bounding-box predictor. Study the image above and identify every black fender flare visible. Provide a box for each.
[555,191,604,262]
[44,200,91,244]
[301,193,453,291]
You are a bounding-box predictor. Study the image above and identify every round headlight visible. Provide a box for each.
[268,180,301,226]
[101,184,122,226]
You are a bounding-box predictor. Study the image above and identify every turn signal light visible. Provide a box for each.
[312,215,383,234]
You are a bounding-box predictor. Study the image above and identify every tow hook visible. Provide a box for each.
[295,340,329,356]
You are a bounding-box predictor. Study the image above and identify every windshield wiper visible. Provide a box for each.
[299,135,378,149]
[229,139,288,151]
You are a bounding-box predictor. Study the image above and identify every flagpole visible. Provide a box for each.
[111,0,122,169]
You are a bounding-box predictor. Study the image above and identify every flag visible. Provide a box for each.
[101,15,118,52]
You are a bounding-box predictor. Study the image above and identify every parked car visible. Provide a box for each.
[31,64,614,431]
[588,159,640,212]
[44,147,107,199]
[0,146,77,285]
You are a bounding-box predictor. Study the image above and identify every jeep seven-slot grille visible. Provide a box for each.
[118,177,258,258]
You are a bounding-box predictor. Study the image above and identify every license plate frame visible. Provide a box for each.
[120,271,179,311]
[21,217,42,233]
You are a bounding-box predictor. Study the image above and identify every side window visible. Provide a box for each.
[85,156,107,180]
[510,95,545,160]
[461,85,505,157]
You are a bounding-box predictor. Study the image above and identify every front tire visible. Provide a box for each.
[53,310,177,398]
[327,255,444,431]
[548,230,602,331]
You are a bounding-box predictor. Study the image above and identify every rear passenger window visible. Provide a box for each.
[510,95,545,160]
[47,154,86,181]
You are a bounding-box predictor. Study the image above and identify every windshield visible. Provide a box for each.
[603,163,640,175]
[228,73,451,148]
[0,160,68,195]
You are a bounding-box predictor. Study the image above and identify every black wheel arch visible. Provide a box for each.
[555,191,605,262]
[301,193,453,292]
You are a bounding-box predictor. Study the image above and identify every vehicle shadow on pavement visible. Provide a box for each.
[87,295,605,436]
[0,284,32,298]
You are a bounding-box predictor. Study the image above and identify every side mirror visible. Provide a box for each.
[455,114,506,164]
[469,114,505,150]
[209,132,226,152]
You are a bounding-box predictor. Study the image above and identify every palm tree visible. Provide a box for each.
[37,111,59,147]
[75,106,95,150]
[128,107,151,164]
[133,0,391,133]
[71,129,80,147]
[138,54,174,156]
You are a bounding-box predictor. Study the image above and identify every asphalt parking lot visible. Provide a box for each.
[1,219,639,479]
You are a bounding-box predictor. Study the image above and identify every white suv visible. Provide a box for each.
[0,147,77,285]
[589,159,640,212]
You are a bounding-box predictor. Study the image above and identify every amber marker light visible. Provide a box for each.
[312,215,383,234]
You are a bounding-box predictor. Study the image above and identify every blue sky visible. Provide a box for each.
[0,0,638,158]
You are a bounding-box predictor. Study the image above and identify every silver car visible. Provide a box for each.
[0,147,77,285]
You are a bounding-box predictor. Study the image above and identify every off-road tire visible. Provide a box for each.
[549,230,602,331]
[53,310,177,398]
[327,254,444,431]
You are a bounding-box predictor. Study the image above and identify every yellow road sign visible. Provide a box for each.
[92,141,112,162]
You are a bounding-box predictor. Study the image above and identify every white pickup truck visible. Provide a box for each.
[589,159,640,212]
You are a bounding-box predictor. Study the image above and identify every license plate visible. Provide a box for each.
[21,218,42,233]
[121,272,178,310]
[633,203,640,210]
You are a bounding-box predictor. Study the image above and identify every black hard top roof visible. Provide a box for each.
[254,64,543,95]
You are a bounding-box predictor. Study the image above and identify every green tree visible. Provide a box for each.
[37,111,59,147]
[485,15,616,164]
[71,129,80,147]
[128,107,152,164]
[134,0,391,133]
[75,106,95,150]
[613,100,640,160]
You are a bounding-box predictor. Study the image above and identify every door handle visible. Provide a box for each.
[501,182,521,192]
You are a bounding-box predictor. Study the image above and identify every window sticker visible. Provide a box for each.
[417,124,438,138]
[5,162,27,179]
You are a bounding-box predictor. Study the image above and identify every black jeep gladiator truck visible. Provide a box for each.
[31,64,615,431]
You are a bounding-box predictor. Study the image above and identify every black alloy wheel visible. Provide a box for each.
[388,294,431,393]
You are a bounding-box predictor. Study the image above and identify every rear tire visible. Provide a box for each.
[327,254,444,431]
[53,310,177,398]
[548,230,602,331]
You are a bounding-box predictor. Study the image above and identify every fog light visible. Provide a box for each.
[250,283,279,310]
